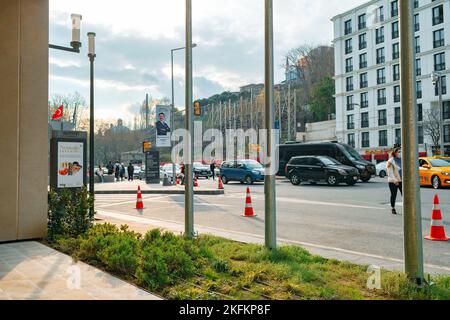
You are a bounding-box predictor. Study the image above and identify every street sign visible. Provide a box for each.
[145,150,160,184]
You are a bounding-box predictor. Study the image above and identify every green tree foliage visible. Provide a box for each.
[309,76,336,122]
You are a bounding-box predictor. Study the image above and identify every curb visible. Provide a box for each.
[95,189,225,196]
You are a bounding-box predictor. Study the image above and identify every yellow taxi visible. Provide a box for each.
[419,157,450,189]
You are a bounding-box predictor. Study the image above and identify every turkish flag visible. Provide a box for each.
[51,105,63,120]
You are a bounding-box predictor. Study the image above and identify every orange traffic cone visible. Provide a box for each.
[218,177,224,190]
[136,186,144,210]
[425,194,450,241]
[242,187,257,217]
[194,176,199,187]
[176,176,181,186]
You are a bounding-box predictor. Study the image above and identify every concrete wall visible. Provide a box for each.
[0,0,49,242]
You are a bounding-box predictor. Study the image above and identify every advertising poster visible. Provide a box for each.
[57,142,84,188]
[155,105,172,147]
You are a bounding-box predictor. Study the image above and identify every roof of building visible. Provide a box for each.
[331,0,377,22]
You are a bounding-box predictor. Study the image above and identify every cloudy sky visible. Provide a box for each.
[49,0,365,123]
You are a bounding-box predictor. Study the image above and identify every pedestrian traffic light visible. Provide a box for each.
[194,101,202,116]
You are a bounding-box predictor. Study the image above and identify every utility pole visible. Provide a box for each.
[250,89,254,130]
[264,0,277,250]
[185,0,194,239]
[399,0,424,285]
[294,89,297,141]
[219,101,222,134]
[288,83,291,141]
[145,93,149,130]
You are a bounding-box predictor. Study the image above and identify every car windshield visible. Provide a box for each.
[164,164,180,170]
[429,159,450,167]
[341,144,363,161]
[242,161,263,169]
[319,157,341,166]
[193,162,205,168]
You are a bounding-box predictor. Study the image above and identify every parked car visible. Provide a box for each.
[376,161,388,178]
[161,163,181,181]
[278,142,376,182]
[285,156,360,186]
[419,157,450,189]
[193,162,213,179]
[220,160,264,185]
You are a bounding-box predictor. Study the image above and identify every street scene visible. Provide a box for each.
[1,0,450,310]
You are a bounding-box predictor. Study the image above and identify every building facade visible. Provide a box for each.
[333,0,450,157]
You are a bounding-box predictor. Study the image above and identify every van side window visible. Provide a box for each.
[336,150,346,163]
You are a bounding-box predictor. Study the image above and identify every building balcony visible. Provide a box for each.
[378,98,386,105]
[358,22,366,30]
[394,95,401,103]
[361,121,369,128]
[377,77,386,85]
[346,84,354,92]
[376,36,384,44]
[360,101,368,108]
[433,16,444,26]
[346,66,353,73]
[435,63,446,72]
[359,42,367,50]
[360,81,368,89]
[347,123,355,130]
[434,39,445,48]
[345,47,353,54]
[377,57,385,64]
[378,119,387,126]
[392,52,399,60]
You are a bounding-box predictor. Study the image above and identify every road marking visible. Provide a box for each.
[96,210,450,274]
[95,196,233,208]
[96,196,170,208]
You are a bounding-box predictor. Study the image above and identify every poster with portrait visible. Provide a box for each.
[155,105,172,147]
[57,142,84,188]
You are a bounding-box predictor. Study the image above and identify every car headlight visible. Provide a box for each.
[338,169,347,175]
[252,171,261,175]
[442,171,450,176]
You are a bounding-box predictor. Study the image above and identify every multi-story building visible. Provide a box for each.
[333,0,450,158]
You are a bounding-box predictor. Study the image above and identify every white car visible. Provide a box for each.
[161,164,181,181]
[376,161,388,178]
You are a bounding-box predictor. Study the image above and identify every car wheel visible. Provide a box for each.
[221,176,229,184]
[244,175,253,185]
[432,176,441,190]
[327,174,339,186]
[379,170,386,178]
[289,173,301,186]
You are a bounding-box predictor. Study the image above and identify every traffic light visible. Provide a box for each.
[143,141,152,153]
[194,101,202,116]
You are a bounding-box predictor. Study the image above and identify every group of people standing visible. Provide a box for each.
[94,161,136,183]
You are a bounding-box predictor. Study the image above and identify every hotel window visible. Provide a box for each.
[346,76,354,91]
[414,0,419,9]
[347,115,355,130]
[395,128,402,146]
[435,76,447,95]
[378,109,387,126]
[362,132,370,148]
[378,88,386,105]
[444,125,450,143]
[392,43,400,60]
[443,101,450,119]
[434,52,446,71]
[414,14,420,32]
[394,85,401,103]
[345,57,353,73]
[360,92,369,108]
[359,53,367,69]
[416,81,422,99]
[376,47,385,64]
[379,130,388,147]
[395,106,401,124]
[418,126,424,144]
[345,38,353,54]
[434,29,445,48]
[358,14,366,30]
[393,64,400,81]
[347,95,354,110]
[418,104,423,122]
[377,68,386,85]
[345,19,352,35]
[360,73,368,89]
[361,112,369,128]
[415,36,420,53]
[359,33,367,50]
[432,5,444,26]
[392,21,399,39]
[416,58,421,76]
[348,134,355,148]
[376,27,385,44]
[391,0,398,17]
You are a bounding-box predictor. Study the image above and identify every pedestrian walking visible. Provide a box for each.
[120,163,126,181]
[107,161,114,175]
[114,161,120,182]
[210,159,216,181]
[128,163,134,182]
[386,147,402,215]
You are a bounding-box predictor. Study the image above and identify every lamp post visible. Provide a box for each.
[431,71,445,155]
[171,43,197,185]
[87,32,96,199]
[49,14,82,53]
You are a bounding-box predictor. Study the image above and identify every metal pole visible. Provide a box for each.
[439,77,445,155]
[399,0,424,285]
[264,0,277,250]
[145,93,149,130]
[288,83,291,141]
[185,0,195,239]
[171,50,176,185]
[89,55,95,199]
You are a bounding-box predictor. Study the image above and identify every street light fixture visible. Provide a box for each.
[49,14,82,53]
[87,32,96,200]
[431,71,445,155]
[170,43,197,185]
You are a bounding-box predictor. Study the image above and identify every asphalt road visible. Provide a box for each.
[95,177,450,270]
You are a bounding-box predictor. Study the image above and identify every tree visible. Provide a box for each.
[309,77,336,122]
[423,108,441,150]
[49,92,87,130]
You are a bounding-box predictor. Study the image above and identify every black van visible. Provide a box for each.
[278,141,376,182]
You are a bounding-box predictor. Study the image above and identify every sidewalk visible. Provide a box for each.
[96,209,450,275]
[0,241,161,300]
[95,179,224,195]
